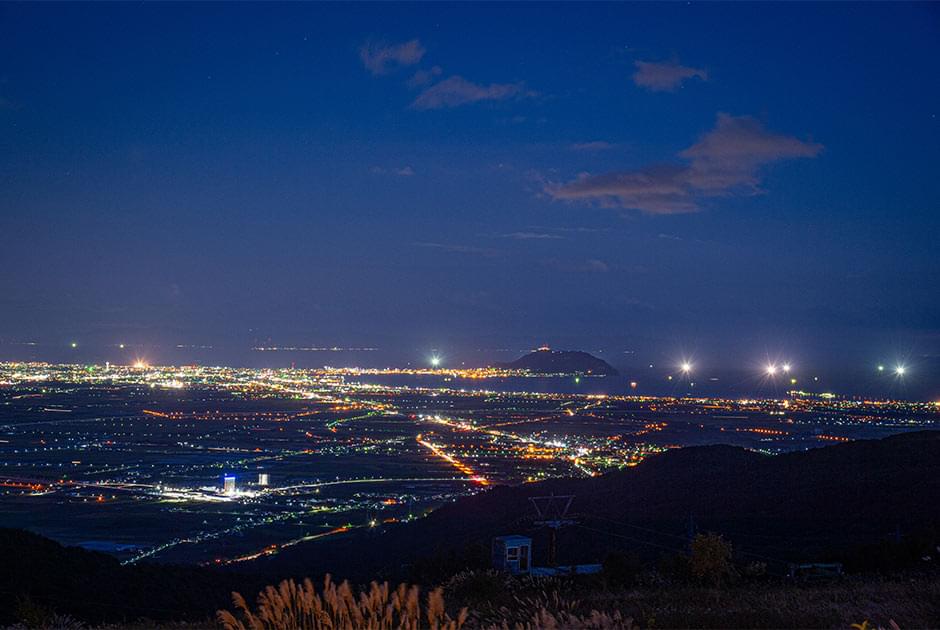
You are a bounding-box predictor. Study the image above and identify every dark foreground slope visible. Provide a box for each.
[1,431,938,624]
[0,528,241,624]
[257,430,940,582]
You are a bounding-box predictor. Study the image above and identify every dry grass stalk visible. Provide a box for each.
[217,575,467,630]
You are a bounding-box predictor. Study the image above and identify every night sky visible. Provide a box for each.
[1,4,938,396]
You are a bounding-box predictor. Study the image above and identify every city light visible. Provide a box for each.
[0,358,936,569]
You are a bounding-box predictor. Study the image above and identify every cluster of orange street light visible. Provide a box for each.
[816,434,851,442]
[416,435,489,485]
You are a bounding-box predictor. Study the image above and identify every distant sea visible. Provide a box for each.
[1,343,937,401]
[348,371,936,402]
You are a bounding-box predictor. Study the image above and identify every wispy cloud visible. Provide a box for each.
[370,165,416,177]
[360,40,535,112]
[570,141,616,152]
[359,39,425,75]
[633,59,708,92]
[411,76,532,110]
[497,232,564,240]
[581,258,610,273]
[544,258,610,273]
[678,114,822,192]
[548,113,822,214]
[407,65,442,88]
[551,164,699,214]
[529,225,607,235]
[414,242,500,257]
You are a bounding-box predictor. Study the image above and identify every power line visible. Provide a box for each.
[579,512,689,541]
[576,511,793,566]
[574,524,687,554]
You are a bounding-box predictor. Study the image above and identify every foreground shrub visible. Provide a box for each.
[483,608,637,629]
[689,533,734,588]
[217,575,467,630]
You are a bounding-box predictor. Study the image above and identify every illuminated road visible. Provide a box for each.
[263,476,481,494]
[416,438,489,485]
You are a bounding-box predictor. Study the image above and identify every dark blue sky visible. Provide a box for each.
[1,3,938,391]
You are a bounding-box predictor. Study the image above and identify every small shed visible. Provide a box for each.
[492,535,531,574]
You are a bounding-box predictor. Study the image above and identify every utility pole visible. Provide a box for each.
[529,493,575,566]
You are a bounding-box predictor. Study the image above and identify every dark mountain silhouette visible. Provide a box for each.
[497,348,619,376]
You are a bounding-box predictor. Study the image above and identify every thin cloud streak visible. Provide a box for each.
[571,141,616,152]
[411,76,533,110]
[498,232,564,240]
[414,242,501,257]
[370,165,416,177]
[543,258,611,273]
